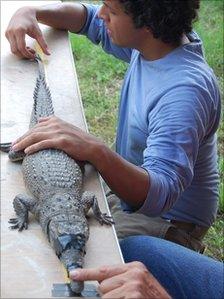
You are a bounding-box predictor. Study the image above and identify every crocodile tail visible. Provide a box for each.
[30,55,54,128]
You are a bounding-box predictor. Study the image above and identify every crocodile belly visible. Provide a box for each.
[22,149,82,197]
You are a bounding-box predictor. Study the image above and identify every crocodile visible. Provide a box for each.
[0,55,114,294]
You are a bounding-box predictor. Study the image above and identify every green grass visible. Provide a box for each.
[194,0,224,261]
[70,0,224,260]
[71,35,127,146]
[204,215,224,260]
[195,0,223,80]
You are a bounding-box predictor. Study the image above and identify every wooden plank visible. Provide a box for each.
[1,1,123,298]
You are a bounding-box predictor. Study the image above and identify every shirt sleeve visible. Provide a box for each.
[138,86,212,217]
[78,4,132,63]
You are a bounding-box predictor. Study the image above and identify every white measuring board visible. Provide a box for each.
[1,1,123,298]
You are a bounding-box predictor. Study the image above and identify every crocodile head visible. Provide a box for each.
[46,226,87,294]
[46,212,89,291]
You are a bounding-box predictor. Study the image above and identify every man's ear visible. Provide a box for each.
[143,26,153,39]
[144,26,152,33]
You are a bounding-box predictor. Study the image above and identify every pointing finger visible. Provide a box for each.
[36,32,51,55]
[70,264,128,283]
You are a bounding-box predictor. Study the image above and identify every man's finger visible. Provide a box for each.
[11,132,31,147]
[99,263,148,295]
[11,120,51,146]
[36,33,51,55]
[26,46,36,54]
[70,264,128,283]
[99,274,125,294]
[12,131,50,151]
[24,140,56,154]
[16,32,35,58]
[102,286,126,299]
[8,34,21,57]
[11,128,36,147]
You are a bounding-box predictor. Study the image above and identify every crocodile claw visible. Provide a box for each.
[8,217,28,231]
[9,218,18,223]
[97,213,115,225]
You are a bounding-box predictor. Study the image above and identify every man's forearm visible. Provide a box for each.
[35,2,87,33]
[92,143,150,208]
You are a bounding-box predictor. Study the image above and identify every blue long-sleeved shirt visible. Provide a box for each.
[79,5,221,227]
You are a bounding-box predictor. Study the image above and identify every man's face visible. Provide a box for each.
[98,0,146,48]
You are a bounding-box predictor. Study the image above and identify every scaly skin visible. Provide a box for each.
[3,56,114,294]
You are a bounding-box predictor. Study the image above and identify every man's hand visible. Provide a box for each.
[11,116,103,163]
[69,262,171,299]
[5,6,50,59]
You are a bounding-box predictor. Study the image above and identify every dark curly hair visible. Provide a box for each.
[118,0,200,44]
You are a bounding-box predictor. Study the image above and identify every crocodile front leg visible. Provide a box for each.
[82,191,114,225]
[9,194,38,231]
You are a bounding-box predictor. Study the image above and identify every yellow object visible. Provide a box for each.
[62,264,71,284]
[34,42,48,64]
[34,42,49,83]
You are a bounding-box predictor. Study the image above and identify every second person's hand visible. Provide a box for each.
[69,262,171,299]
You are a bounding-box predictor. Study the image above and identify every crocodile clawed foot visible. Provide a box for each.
[8,217,28,231]
[97,213,115,225]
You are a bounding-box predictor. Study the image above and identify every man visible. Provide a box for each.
[6,0,221,253]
